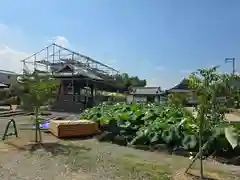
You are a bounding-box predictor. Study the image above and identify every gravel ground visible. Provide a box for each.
[0,115,239,180]
[0,138,239,180]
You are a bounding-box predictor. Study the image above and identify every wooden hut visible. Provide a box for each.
[49,64,125,112]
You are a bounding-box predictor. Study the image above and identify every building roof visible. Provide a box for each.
[0,83,8,88]
[129,87,163,95]
[53,64,103,80]
[167,78,192,93]
[0,69,17,75]
[167,78,240,93]
[230,80,240,88]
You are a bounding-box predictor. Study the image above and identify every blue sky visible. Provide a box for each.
[0,0,240,89]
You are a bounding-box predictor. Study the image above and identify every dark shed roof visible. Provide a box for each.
[168,77,240,93]
[167,79,192,93]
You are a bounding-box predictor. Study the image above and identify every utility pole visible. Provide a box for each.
[225,58,236,75]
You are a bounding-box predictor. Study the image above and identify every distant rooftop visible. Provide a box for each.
[0,69,17,75]
[129,86,163,95]
[0,82,7,88]
[167,78,240,93]
[167,78,192,93]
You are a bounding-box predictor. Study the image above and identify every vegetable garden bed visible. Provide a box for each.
[80,102,240,165]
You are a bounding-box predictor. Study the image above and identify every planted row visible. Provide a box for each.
[80,102,240,158]
[81,103,196,149]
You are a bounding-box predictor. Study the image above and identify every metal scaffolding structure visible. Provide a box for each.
[19,44,126,112]
[21,43,120,79]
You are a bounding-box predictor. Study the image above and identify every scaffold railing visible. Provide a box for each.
[21,43,120,78]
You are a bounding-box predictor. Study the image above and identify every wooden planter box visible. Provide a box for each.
[49,120,99,138]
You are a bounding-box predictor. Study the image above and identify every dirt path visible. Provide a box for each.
[185,107,240,122]
[0,136,239,180]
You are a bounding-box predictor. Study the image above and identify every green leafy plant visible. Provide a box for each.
[81,102,198,148]
[11,71,58,142]
[80,66,240,180]
[186,66,240,179]
[168,92,189,107]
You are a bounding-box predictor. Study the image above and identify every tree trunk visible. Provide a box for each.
[199,103,205,179]
[34,107,41,143]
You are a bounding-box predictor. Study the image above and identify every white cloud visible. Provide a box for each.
[0,24,70,73]
[146,77,160,87]
[0,24,30,73]
[0,45,30,73]
[48,36,70,48]
[0,23,186,90]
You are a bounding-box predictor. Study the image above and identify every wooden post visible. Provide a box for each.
[85,80,89,108]
[9,104,12,116]
[91,84,95,106]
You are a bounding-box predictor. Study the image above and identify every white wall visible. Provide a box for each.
[127,95,147,103]
[0,73,12,85]
[127,95,134,103]
[154,96,160,103]
[127,95,161,103]
[134,96,147,102]
[0,71,18,85]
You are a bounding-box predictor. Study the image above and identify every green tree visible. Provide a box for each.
[167,92,188,107]
[113,73,146,89]
[186,66,240,179]
[11,71,58,142]
[225,75,240,108]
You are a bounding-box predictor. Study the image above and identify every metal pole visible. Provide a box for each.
[233,58,235,75]
[34,55,37,71]
[72,53,75,102]
[225,58,236,75]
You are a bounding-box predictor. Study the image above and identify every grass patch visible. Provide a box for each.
[61,141,171,179]
[59,140,240,179]
[122,153,139,158]
[55,142,95,172]
[116,157,171,180]
[64,149,94,172]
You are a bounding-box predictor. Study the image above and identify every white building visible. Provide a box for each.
[127,87,164,103]
[0,70,18,86]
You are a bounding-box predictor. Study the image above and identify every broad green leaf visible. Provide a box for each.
[150,132,159,143]
[177,118,187,127]
[182,134,197,149]
[224,126,239,149]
